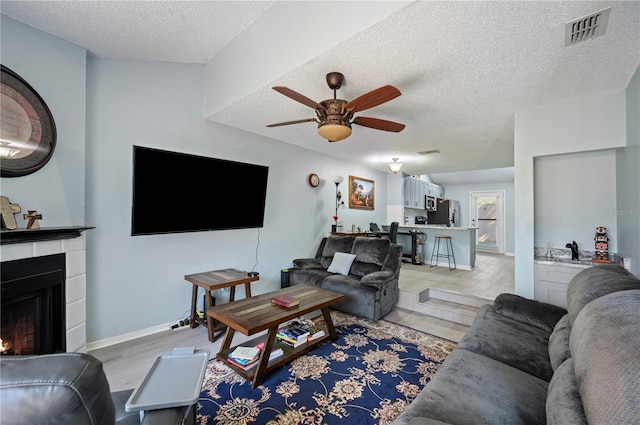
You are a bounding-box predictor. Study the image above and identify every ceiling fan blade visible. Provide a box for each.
[352,116,406,132]
[272,86,327,111]
[266,118,318,128]
[344,85,401,113]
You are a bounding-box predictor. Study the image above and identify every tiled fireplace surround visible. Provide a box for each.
[1,233,88,353]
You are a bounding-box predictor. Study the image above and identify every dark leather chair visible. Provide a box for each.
[0,352,194,425]
[388,221,399,243]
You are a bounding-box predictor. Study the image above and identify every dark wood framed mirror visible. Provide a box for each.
[1,65,57,177]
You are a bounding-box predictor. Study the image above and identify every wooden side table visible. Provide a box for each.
[184,268,259,342]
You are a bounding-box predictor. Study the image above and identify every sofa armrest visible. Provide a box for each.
[292,258,324,269]
[360,270,395,289]
[492,293,567,333]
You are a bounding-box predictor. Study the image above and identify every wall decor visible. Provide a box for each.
[348,175,374,210]
[307,173,320,188]
[0,196,22,229]
[1,65,57,177]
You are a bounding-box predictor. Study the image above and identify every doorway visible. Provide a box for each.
[470,191,505,254]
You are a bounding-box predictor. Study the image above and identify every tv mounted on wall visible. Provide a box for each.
[131,146,269,236]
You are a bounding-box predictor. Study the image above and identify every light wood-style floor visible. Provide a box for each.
[90,252,514,392]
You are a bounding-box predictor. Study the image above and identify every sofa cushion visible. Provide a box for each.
[292,258,323,269]
[493,293,567,333]
[456,305,555,381]
[548,314,571,371]
[0,353,116,425]
[350,237,390,277]
[322,274,380,321]
[570,289,640,425]
[288,268,333,287]
[320,236,356,269]
[545,358,587,425]
[566,264,640,326]
[391,348,549,425]
[327,252,356,275]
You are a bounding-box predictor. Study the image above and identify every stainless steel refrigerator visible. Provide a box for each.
[427,199,460,226]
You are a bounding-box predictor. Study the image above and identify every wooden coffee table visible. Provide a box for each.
[207,285,345,388]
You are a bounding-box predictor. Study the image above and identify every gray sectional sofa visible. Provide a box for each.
[287,235,402,321]
[392,264,640,425]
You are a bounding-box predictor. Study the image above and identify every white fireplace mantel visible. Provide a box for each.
[1,227,93,353]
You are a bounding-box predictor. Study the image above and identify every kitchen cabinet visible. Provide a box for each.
[404,178,444,209]
[414,179,426,209]
[403,178,412,207]
[404,177,425,209]
[534,262,587,308]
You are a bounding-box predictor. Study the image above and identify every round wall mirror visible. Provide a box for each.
[1,65,57,177]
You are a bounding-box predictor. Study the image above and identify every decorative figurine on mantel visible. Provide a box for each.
[593,226,612,263]
[23,210,43,229]
[0,196,21,230]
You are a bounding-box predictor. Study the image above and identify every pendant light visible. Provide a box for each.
[386,158,404,174]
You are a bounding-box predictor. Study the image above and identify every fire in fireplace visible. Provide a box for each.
[1,253,66,355]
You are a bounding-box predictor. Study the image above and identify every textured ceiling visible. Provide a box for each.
[2,1,639,180]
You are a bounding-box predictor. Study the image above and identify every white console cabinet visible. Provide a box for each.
[534,262,588,308]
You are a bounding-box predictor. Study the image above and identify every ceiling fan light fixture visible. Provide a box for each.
[318,123,352,142]
[386,158,404,174]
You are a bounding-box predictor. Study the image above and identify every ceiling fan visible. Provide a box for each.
[266,72,405,142]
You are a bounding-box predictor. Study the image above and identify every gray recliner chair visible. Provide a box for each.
[0,352,194,425]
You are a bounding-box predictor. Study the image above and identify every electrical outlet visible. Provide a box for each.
[623,257,631,271]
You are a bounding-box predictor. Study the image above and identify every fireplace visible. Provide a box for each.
[1,253,66,355]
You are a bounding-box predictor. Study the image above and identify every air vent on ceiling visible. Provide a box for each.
[565,7,610,46]
[418,149,440,155]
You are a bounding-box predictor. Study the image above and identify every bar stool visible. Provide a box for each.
[430,235,456,270]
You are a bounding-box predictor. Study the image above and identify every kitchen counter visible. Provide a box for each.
[533,256,594,269]
[407,225,478,231]
[398,225,477,270]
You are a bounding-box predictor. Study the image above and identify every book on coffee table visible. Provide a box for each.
[229,346,260,360]
[271,294,299,308]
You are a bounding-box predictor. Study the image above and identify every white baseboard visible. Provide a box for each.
[86,322,173,352]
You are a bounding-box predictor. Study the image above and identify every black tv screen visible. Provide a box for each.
[131,146,269,235]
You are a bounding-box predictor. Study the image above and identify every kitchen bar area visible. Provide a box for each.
[400,176,477,270]
[397,225,477,270]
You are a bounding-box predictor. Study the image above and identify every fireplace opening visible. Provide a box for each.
[1,253,66,355]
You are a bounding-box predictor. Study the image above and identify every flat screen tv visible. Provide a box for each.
[131,146,269,236]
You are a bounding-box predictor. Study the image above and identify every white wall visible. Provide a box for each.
[617,66,640,276]
[534,150,618,255]
[0,15,86,226]
[515,90,628,298]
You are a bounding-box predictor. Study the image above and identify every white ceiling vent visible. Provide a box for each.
[565,8,611,46]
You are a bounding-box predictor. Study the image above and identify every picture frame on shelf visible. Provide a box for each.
[348,175,374,210]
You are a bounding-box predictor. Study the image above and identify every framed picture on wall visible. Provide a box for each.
[0,65,57,177]
[349,175,374,210]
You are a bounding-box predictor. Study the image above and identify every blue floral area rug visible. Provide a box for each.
[196,311,456,425]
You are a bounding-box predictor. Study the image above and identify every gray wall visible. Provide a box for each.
[1,16,390,345]
[534,149,618,255]
[616,65,640,276]
[515,87,631,298]
[0,15,86,227]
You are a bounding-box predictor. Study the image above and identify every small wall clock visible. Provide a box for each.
[307,173,320,187]
[1,65,57,177]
